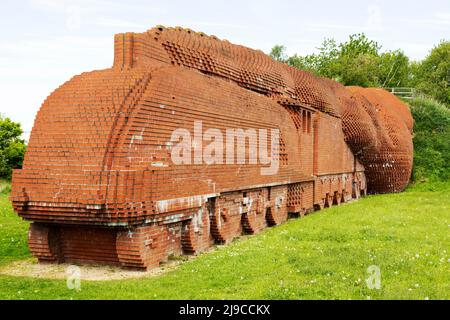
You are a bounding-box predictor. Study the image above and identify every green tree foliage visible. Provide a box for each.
[408,97,450,181]
[269,45,288,62]
[270,33,411,88]
[0,115,26,179]
[336,51,380,87]
[302,38,340,79]
[285,54,312,72]
[379,50,411,88]
[411,41,450,105]
[339,33,380,56]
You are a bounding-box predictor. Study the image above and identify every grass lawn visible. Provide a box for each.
[0,180,29,267]
[0,180,449,300]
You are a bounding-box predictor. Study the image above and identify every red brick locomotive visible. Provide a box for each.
[11,26,413,269]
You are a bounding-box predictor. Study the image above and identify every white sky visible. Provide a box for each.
[0,0,449,141]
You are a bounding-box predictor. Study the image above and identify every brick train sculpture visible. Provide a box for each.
[11,26,413,269]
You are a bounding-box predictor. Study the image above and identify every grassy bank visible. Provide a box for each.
[0,181,448,300]
[408,97,450,182]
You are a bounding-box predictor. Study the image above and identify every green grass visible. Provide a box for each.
[0,182,449,300]
[408,97,450,182]
[0,180,29,267]
[0,179,11,195]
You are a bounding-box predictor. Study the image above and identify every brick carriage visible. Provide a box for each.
[10,26,413,269]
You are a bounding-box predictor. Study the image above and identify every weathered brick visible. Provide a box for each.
[10,26,413,270]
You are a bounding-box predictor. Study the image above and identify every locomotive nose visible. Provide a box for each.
[10,68,151,225]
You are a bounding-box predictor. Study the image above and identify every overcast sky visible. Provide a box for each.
[0,0,449,140]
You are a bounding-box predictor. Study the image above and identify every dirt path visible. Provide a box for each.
[0,258,187,281]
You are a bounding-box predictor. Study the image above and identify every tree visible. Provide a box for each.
[379,50,410,88]
[269,45,288,62]
[284,54,315,73]
[339,33,380,57]
[0,115,26,179]
[319,33,382,86]
[268,33,412,88]
[411,41,450,105]
[336,53,380,87]
[307,38,340,79]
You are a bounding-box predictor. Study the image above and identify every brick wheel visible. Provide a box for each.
[210,206,242,244]
[28,223,61,263]
[241,191,269,234]
[314,199,325,210]
[181,208,210,254]
[334,192,342,205]
[116,224,169,270]
[325,193,334,208]
[242,207,267,234]
[342,191,352,203]
[266,204,288,226]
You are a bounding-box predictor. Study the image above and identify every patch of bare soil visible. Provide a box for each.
[0,257,189,281]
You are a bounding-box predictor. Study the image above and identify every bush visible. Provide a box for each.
[0,115,26,180]
[408,97,450,182]
[270,34,411,88]
[411,41,450,105]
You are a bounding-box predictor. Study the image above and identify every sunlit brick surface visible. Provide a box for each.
[11,26,413,269]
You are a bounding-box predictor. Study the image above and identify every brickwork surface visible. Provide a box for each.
[11,26,413,269]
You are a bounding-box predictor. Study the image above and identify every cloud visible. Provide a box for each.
[189,22,249,29]
[0,35,112,63]
[28,0,166,31]
[303,22,383,32]
[304,23,356,31]
[95,18,147,29]
[433,12,450,24]
[396,42,434,61]
[365,5,383,31]
[28,0,68,11]
[303,5,384,32]
[398,12,450,27]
